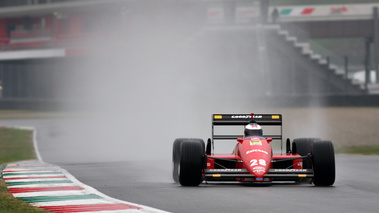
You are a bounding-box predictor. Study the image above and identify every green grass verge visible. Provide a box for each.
[0,127,47,212]
[335,146,379,155]
[0,127,35,165]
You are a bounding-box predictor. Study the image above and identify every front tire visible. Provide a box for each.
[179,140,204,186]
[312,140,335,186]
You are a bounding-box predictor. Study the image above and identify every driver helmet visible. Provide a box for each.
[244,122,263,137]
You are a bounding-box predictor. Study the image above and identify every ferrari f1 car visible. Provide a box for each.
[172,113,335,186]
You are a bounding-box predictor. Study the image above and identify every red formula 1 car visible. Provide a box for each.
[172,113,335,186]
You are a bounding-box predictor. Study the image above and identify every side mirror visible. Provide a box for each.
[267,138,273,143]
[237,138,243,143]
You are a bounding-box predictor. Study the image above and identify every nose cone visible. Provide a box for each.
[239,137,272,181]
[250,163,267,178]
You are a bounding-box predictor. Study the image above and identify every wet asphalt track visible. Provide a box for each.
[59,155,379,213]
[1,119,379,213]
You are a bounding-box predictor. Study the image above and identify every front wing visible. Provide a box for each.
[204,168,314,181]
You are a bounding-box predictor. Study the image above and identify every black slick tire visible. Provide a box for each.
[172,138,184,183]
[173,138,204,183]
[179,140,204,186]
[311,140,335,186]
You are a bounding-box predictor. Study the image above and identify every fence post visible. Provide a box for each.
[374,7,379,83]
[365,38,371,93]
[345,56,349,94]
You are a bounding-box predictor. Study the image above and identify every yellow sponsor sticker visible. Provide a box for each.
[214,115,222,119]
[213,174,221,178]
[250,140,262,145]
[298,174,307,178]
[272,115,280,119]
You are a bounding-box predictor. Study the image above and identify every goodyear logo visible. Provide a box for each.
[272,115,280,119]
[214,115,222,119]
[250,140,262,145]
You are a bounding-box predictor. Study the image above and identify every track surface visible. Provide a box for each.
[60,155,379,213]
[1,118,379,213]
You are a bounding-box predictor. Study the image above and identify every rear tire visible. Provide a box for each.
[179,140,204,186]
[292,138,320,169]
[172,138,184,183]
[172,138,204,183]
[312,140,335,186]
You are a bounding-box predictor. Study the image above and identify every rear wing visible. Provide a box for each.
[212,114,282,141]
